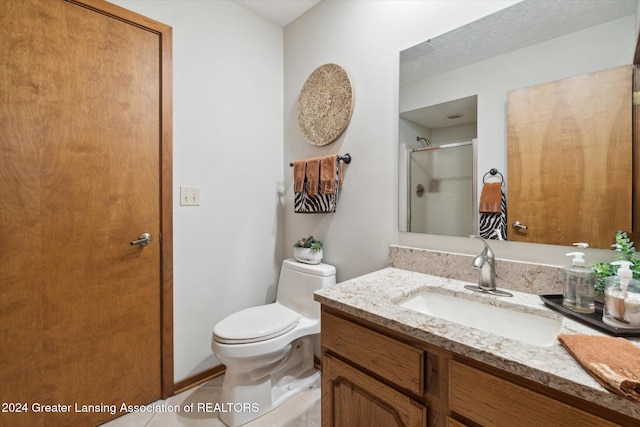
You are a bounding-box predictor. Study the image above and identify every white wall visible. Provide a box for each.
[113,0,285,382]
[284,1,520,282]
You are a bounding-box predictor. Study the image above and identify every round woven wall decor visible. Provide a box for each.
[297,64,354,146]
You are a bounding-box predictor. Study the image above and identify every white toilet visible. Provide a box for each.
[211,259,336,427]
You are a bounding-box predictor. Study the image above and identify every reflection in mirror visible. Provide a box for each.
[404,141,476,235]
[507,65,632,249]
[399,96,477,235]
[398,0,636,248]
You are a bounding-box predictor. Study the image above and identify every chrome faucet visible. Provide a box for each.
[465,235,512,297]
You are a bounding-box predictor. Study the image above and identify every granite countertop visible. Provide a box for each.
[314,267,640,421]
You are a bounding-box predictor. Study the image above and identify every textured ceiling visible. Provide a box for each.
[232,0,322,27]
[400,0,636,85]
[400,0,636,129]
[400,96,478,130]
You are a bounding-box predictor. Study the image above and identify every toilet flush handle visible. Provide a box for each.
[130,233,152,246]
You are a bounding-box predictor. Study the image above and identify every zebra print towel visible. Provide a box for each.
[294,161,341,213]
[294,188,340,213]
[479,189,507,240]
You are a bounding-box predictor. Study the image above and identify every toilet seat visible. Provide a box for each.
[214,303,302,344]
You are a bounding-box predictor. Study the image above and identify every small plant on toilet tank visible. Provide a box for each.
[293,235,323,264]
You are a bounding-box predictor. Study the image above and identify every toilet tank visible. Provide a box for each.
[277,259,336,319]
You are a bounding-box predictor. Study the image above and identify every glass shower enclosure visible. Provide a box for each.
[400,140,477,236]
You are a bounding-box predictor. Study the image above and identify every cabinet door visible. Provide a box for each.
[323,353,427,427]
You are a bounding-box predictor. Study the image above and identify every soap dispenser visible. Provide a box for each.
[562,251,595,313]
[603,260,640,327]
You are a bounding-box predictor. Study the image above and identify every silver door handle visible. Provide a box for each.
[512,221,528,230]
[130,233,152,246]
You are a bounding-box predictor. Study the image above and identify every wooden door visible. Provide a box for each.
[507,65,632,249]
[322,354,427,427]
[0,1,172,425]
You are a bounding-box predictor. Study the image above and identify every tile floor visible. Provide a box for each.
[101,375,321,427]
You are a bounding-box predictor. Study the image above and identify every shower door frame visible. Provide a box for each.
[405,139,478,235]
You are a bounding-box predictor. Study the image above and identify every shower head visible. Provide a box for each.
[416,136,431,146]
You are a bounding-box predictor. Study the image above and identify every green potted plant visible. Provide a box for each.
[592,231,640,297]
[293,235,323,265]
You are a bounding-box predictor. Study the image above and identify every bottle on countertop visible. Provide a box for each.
[562,250,595,314]
[603,260,640,328]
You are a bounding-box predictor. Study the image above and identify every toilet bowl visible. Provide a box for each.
[211,259,336,427]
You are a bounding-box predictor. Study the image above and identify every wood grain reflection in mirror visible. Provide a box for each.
[507,65,632,249]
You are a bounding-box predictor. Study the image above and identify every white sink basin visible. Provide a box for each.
[399,292,562,347]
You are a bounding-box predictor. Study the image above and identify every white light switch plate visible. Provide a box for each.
[180,185,201,206]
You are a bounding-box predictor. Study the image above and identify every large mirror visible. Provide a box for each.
[398,0,637,248]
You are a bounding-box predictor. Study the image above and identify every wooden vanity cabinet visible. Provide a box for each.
[322,353,427,427]
[321,309,427,426]
[448,360,621,427]
[321,306,638,427]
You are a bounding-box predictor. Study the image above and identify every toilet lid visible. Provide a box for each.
[214,303,301,344]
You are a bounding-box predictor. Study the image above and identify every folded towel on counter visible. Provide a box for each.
[558,334,640,402]
[320,155,337,194]
[479,182,502,213]
[293,160,307,194]
[305,157,320,196]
